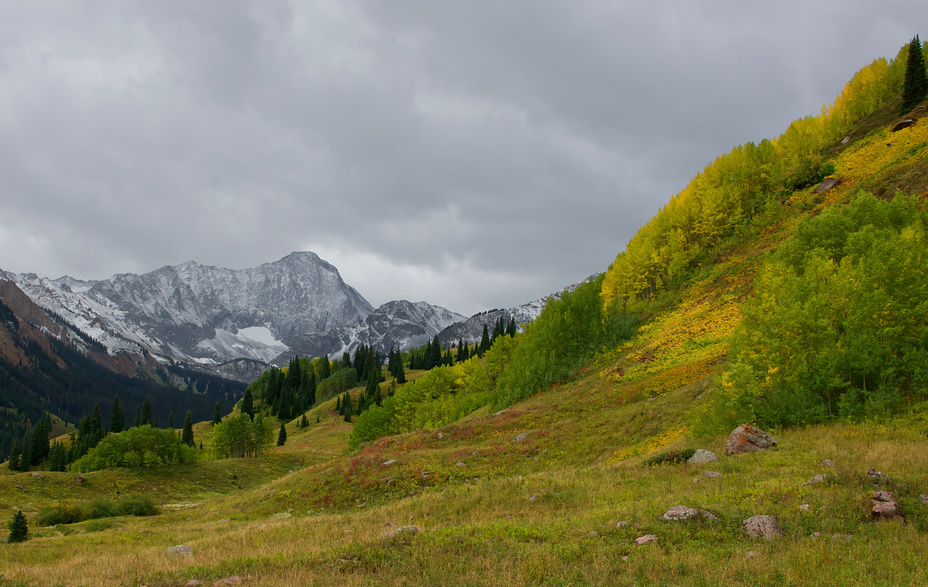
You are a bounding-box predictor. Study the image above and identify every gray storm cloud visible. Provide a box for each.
[0,1,922,314]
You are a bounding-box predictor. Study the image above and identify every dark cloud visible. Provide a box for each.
[0,1,923,314]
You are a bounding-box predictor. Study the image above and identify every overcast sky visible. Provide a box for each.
[0,2,923,316]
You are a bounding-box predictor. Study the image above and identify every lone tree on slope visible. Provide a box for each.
[901,35,928,114]
[8,510,29,543]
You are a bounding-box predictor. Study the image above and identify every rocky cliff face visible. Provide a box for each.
[1,252,471,369]
[2,252,375,365]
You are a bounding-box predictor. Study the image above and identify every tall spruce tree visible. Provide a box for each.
[241,389,255,420]
[479,324,490,357]
[110,395,125,433]
[901,35,928,114]
[277,421,287,446]
[7,510,29,543]
[141,397,152,426]
[181,410,195,447]
[167,412,175,430]
[7,439,20,472]
[212,401,222,425]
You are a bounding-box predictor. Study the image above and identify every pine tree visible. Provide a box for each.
[277,421,287,446]
[507,317,517,337]
[316,414,320,424]
[491,317,503,341]
[901,35,928,114]
[49,442,67,472]
[300,414,308,428]
[7,439,20,472]
[134,408,141,428]
[212,401,222,425]
[306,372,316,407]
[7,510,29,543]
[110,395,125,433]
[31,414,51,465]
[288,356,302,393]
[336,395,342,413]
[479,324,490,357]
[396,355,406,383]
[19,429,32,471]
[167,412,175,430]
[241,389,254,420]
[181,410,195,447]
[321,357,331,379]
[141,397,152,426]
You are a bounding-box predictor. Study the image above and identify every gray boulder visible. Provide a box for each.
[165,545,194,556]
[687,449,718,465]
[742,515,784,539]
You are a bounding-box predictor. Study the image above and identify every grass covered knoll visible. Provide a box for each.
[3,41,928,586]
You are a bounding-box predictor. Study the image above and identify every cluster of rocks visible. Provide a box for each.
[633,423,920,547]
[161,547,243,587]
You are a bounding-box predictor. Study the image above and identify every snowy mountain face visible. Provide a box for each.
[1,252,589,382]
[280,299,466,363]
[2,252,374,366]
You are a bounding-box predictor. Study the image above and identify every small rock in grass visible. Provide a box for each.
[455,462,466,467]
[867,467,891,483]
[589,531,600,538]
[76,475,87,484]
[616,521,631,528]
[872,492,902,521]
[745,551,756,559]
[528,495,539,502]
[382,459,397,467]
[660,505,699,521]
[742,515,783,539]
[385,526,419,540]
[436,432,444,439]
[514,432,530,442]
[165,545,194,556]
[184,581,203,587]
[704,471,723,479]
[802,474,828,487]
[635,534,657,545]
[687,449,718,465]
[660,505,717,522]
[621,555,629,562]
[798,504,811,512]
[820,460,835,468]
[919,494,928,505]
[212,577,243,587]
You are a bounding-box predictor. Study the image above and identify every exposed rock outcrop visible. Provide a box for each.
[725,424,777,455]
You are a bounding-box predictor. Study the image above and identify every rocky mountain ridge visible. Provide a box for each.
[1,252,571,380]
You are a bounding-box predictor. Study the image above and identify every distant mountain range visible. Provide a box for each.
[1,251,574,382]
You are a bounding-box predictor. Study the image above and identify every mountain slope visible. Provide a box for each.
[2,252,375,365]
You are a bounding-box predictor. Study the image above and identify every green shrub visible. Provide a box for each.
[34,494,159,527]
[36,502,84,526]
[644,448,697,466]
[114,494,159,517]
